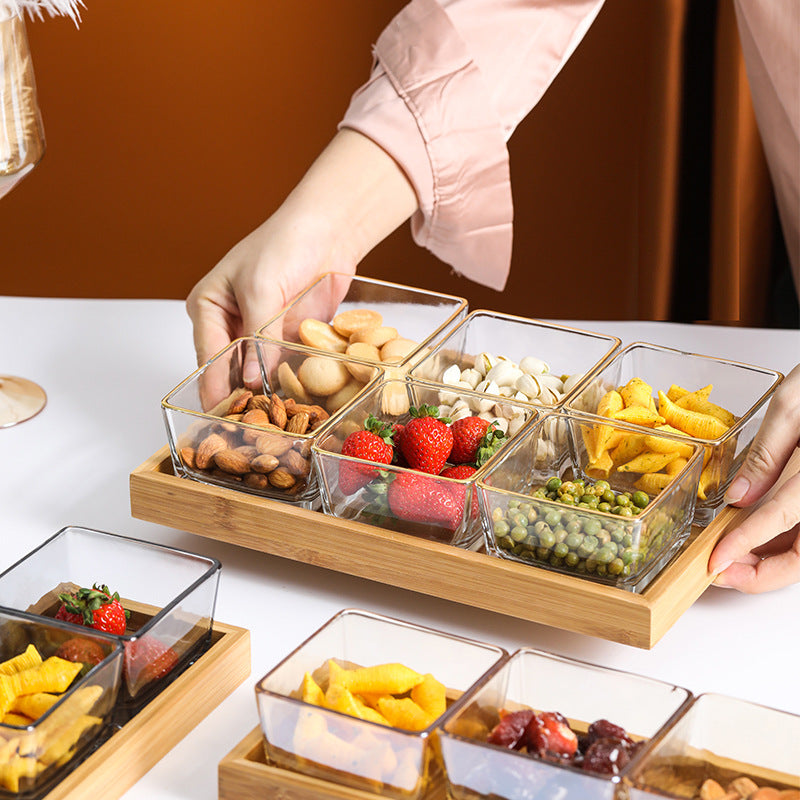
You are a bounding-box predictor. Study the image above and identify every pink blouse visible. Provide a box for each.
[340,0,799,295]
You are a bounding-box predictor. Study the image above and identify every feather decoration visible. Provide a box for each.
[0,0,84,23]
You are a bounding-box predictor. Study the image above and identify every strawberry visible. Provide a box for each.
[399,405,453,475]
[54,637,107,667]
[55,584,129,636]
[338,415,395,494]
[439,464,477,480]
[450,417,505,465]
[125,637,179,687]
[390,423,406,464]
[387,472,462,530]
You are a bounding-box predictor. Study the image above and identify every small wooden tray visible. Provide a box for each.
[44,619,250,800]
[218,728,445,800]
[130,446,798,649]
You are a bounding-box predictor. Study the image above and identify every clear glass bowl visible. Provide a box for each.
[477,411,704,592]
[0,526,220,712]
[162,337,384,507]
[256,272,468,369]
[565,342,783,525]
[0,607,122,796]
[440,648,692,800]
[255,608,507,800]
[627,693,800,798]
[410,310,621,411]
[312,377,539,548]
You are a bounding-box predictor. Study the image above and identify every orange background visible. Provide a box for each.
[1,1,778,324]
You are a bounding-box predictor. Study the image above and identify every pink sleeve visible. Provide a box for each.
[339,0,605,291]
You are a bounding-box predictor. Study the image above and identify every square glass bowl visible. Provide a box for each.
[256,272,468,369]
[0,527,220,708]
[439,648,692,800]
[477,411,704,592]
[0,608,122,796]
[409,310,621,410]
[565,342,783,524]
[162,337,384,507]
[255,608,507,800]
[627,694,800,798]
[312,377,539,548]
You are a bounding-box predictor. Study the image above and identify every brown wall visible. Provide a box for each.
[1,1,775,324]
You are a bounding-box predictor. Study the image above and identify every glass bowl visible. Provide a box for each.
[477,411,704,592]
[439,647,692,800]
[626,693,800,798]
[0,526,220,713]
[162,337,384,508]
[0,607,122,796]
[256,272,468,370]
[564,342,783,525]
[312,377,539,548]
[409,310,621,411]
[255,608,507,800]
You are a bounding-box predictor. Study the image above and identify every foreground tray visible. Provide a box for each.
[130,446,793,649]
[218,727,445,800]
[45,618,250,800]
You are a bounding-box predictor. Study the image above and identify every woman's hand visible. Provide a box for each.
[186,129,419,384]
[708,363,800,592]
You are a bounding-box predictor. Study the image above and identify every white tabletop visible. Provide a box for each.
[1,296,798,799]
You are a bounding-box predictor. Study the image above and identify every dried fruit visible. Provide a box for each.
[525,711,578,759]
[487,709,534,749]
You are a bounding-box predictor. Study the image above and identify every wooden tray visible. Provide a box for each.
[130,446,798,649]
[218,727,445,800]
[43,619,250,800]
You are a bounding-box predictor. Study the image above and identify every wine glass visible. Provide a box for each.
[1,8,47,425]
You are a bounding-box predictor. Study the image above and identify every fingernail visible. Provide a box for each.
[724,476,749,504]
[243,361,261,386]
[710,560,732,576]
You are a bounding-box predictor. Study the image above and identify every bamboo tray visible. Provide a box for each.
[42,618,250,800]
[218,727,446,800]
[132,447,794,649]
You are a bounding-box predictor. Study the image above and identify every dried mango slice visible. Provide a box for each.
[10,693,59,721]
[377,696,433,732]
[0,646,42,677]
[336,663,424,696]
[410,673,446,720]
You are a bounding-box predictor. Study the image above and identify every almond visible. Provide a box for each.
[206,386,250,418]
[241,408,271,427]
[246,394,271,413]
[242,419,281,445]
[195,433,227,469]
[285,400,329,424]
[751,789,781,800]
[286,411,310,435]
[269,393,288,429]
[213,448,251,475]
[179,447,196,470]
[228,389,253,415]
[268,467,296,489]
[700,780,727,800]
[280,449,310,477]
[234,445,259,460]
[243,473,270,490]
[210,468,242,481]
[250,454,280,473]
[254,432,295,457]
[729,778,760,798]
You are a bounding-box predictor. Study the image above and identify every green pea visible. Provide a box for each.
[533,487,547,499]
[596,530,611,545]
[617,506,634,517]
[494,520,510,536]
[596,564,608,577]
[553,542,569,559]
[545,476,562,492]
[598,502,612,513]
[608,558,625,576]
[508,499,520,509]
[574,479,585,488]
[559,481,576,496]
[533,521,549,536]
[565,552,580,567]
[615,494,631,507]
[594,480,610,493]
[566,520,582,536]
[510,525,528,542]
[596,546,615,565]
[577,536,598,558]
[519,502,532,515]
[498,536,514,551]
[538,529,556,549]
[565,532,583,550]
[602,489,616,504]
[560,494,576,506]
[583,519,602,537]
[536,547,550,560]
[545,510,562,527]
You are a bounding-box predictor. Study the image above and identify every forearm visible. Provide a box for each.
[277,128,419,270]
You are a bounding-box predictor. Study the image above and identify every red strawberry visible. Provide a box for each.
[125,637,179,687]
[439,464,477,480]
[390,423,406,464]
[54,637,107,667]
[387,472,462,530]
[399,405,453,475]
[450,417,506,465]
[338,415,395,494]
[56,584,129,636]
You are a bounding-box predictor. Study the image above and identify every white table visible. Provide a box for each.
[1,297,798,799]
